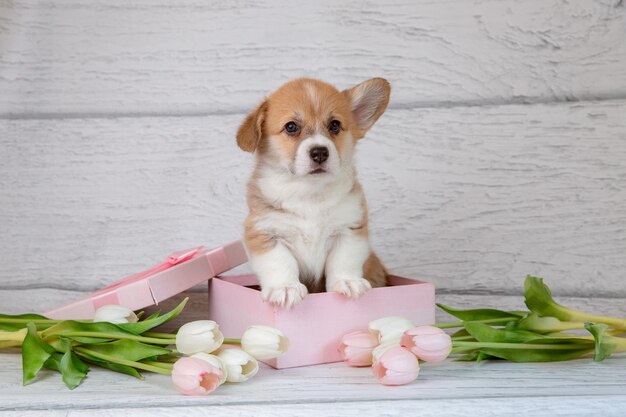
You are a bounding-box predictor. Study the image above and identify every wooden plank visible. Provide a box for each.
[0,350,625,413]
[3,397,626,417]
[1,100,625,296]
[1,0,625,116]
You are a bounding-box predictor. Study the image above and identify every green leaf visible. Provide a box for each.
[22,323,56,385]
[43,354,62,372]
[77,351,143,379]
[459,322,595,362]
[478,346,592,362]
[464,322,591,345]
[117,298,188,335]
[476,351,498,363]
[79,339,172,362]
[524,276,575,321]
[436,303,525,321]
[524,276,626,330]
[41,320,138,344]
[513,313,584,334]
[58,338,89,389]
[585,322,622,362]
[0,313,52,331]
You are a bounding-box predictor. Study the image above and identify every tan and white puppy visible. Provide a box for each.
[237,77,390,309]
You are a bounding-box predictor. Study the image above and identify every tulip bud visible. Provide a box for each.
[401,326,452,363]
[241,325,289,360]
[217,348,259,382]
[368,316,414,344]
[176,320,224,355]
[371,341,401,364]
[372,346,420,386]
[190,352,228,384]
[92,304,138,324]
[171,357,223,396]
[338,330,379,367]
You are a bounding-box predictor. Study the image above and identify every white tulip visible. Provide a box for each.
[368,316,414,344]
[371,341,402,364]
[190,352,228,384]
[241,325,289,360]
[217,348,259,382]
[176,320,224,355]
[92,304,138,324]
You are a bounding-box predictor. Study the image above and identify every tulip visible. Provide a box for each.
[190,352,228,384]
[372,346,420,386]
[176,320,224,355]
[241,325,289,360]
[338,330,379,366]
[369,316,414,344]
[371,341,402,364]
[92,304,138,324]
[171,357,223,396]
[217,347,259,382]
[401,326,452,363]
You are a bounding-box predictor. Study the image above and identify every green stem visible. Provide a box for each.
[452,341,593,350]
[75,347,172,375]
[223,338,241,344]
[144,331,177,339]
[436,317,517,329]
[44,332,175,345]
[140,360,174,370]
[451,335,476,341]
[0,318,62,325]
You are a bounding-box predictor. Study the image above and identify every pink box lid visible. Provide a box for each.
[45,241,247,319]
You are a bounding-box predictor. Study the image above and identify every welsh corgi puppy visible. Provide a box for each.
[236,77,391,308]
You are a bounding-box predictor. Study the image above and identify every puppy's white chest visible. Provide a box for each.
[265,191,362,280]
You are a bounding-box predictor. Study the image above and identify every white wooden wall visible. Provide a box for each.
[1,0,625,306]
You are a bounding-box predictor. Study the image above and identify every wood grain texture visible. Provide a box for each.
[1,0,625,116]
[0,343,625,414]
[1,100,625,296]
[4,397,626,417]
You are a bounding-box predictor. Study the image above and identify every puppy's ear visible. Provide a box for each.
[343,78,390,139]
[236,101,268,152]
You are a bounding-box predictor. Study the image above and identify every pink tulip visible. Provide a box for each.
[401,326,452,363]
[171,357,224,396]
[338,330,379,367]
[372,346,420,386]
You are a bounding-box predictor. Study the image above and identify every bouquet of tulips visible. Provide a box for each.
[338,276,626,386]
[0,298,288,395]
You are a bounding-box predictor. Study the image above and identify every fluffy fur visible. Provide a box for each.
[237,77,391,308]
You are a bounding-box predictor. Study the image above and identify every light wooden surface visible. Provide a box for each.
[2,100,625,296]
[1,291,625,417]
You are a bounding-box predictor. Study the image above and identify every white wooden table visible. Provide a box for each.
[1,291,625,417]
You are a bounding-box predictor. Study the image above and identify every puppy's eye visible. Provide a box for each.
[329,119,341,134]
[284,121,300,136]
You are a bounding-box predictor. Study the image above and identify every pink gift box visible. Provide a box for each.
[45,241,247,319]
[208,274,435,369]
[46,240,436,369]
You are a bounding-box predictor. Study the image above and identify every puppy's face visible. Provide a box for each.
[237,78,390,177]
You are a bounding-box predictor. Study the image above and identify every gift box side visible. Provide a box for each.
[208,275,277,340]
[209,274,435,369]
[271,276,435,368]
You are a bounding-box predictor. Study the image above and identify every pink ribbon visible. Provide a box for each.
[91,246,205,303]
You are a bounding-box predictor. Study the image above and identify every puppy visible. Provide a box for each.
[236,77,391,308]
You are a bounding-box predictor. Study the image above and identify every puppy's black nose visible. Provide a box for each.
[309,146,329,164]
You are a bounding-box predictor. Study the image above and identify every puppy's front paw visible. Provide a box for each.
[330,278,372,299]
[261,283,308,309]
